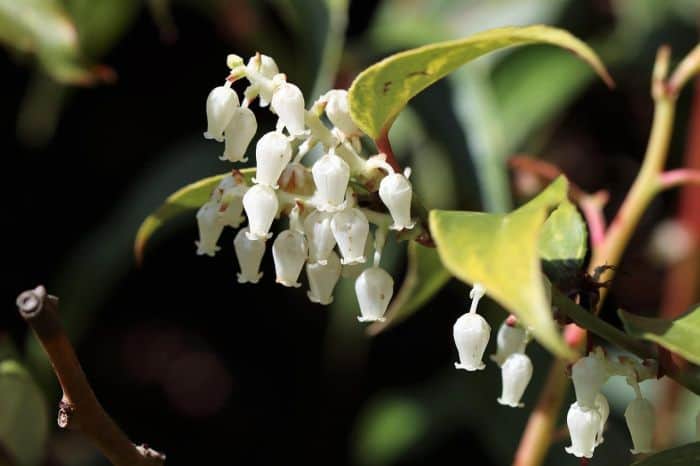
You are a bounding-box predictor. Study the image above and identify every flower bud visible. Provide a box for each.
[312,152,350,211]
[306,251,341,305]
[594,393,609,446]
[304,210,336,264]
[272,230,308,287]
[242,184,278,240]
[234,228,265,284]
[247,54,279,107]
[453,312,490,371]
[355,266,394,322]
[324,89,358,136]
[490,321,527,366]
[497,353,533,407]
[195,201,224,256]
[565,402,601,458]
[572,351,609,408]
[254,131,292,188]
[625,396,655,454]
[222,107,257,162]
[331,208,369,265]
[271,82,306,136]
[378,173,415,230]
[204,86,239,142]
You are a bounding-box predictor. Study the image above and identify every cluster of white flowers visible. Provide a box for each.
[566,347,658,459]
[453,284,534,408]
[198,52,416,321]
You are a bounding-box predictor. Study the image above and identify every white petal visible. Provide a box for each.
[490,321,527,366]
[234,228,265,283]
[312,152,350,211]
[306,251,341,304]
[254,131,292,188]
[204,86,239,142]
[331,208,369,265]
[497,353,533,407]
[195,201,224,256]
[272,230,307,287]
[222,107,257,162]
[242,185,278,240]
[625,397,655,454]
[324,89,358,136]
[271,82,306,135]
[565,402,601,458]
[355,266,393,322]
[572,352,609,409]
[594,393,609,446]
[453,312,490,371]
[304,210,336,264]
[379,173,414,230]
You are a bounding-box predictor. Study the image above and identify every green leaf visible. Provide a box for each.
[0,0,95,84]
[631,441,700,466]
[134,169,255,264]
[0,360,49,466]
[619,306,700,366]
[429,176,575,360]
[538,200,587,284]
[348,25,613,139]
[368,243,451,335]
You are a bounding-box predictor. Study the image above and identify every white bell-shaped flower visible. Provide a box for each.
[497,353,533,407]
[490,321,527,366]
[271,82,306,136]
[625,396,655,454]
[304,210,336,264]
[379,173,415,231]
[253,131,292,188]
[594,393,609,446]
[355,266,394,322]
[195,200,224,256]
[222,107,257,162]
[218,193,245,228]
[312,152,350,211]
[242,184,278,240]
[306,251,341,305]
[234,228,265,284]
[565,402,601,458]
[331,208,369,265]
[272,229,308,287]
[453,285,489,371]
[324,89,359,137]
[246,54,279,107]
[204,85,239,142]
[572,351,609,408]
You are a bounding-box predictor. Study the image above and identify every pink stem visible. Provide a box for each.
[658,168,700,190]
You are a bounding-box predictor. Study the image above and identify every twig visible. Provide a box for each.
[16,286,166,466]
[658,168,700,190]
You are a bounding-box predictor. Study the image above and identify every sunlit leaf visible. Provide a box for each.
[430,176,575,359]
[368,243,450,335]
[0,360,48,466]
[631,441,700,466]
[538,200,587,283]
[349,25,613,139]
[619,306,700,366]
[134,169,255,264]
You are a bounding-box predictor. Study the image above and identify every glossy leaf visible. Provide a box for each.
[538,200,587,283]
[348,25,613,139]
[631,441,700,466]
[134,169,255,264]
[619,306,700,366]
[368,242,450,335]
[0,360,49,466]
[430,176,575,359]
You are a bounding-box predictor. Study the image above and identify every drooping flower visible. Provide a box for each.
[490,320,527,366]
[306,251,341,305]
[565,402,601,459]
[572,349,609,408]
[323,89,359,137]
[453,284,489,371]
[271,82,306,136]
[594,393,610,446]
[272,229,308,287]
[204,85,239,142]
[378,172,415,231]
[312,151,350,211]
[246,54,279,107]
[253,131,292,188]
[355,266,394,322]
[222,107,257,162]
[195,200,224,256]
[304,210,336,264]
[497,353,533,407]
[234,228,265,284]
[625,396,655,454]
[242,184,278,240]
[331,208,369,265]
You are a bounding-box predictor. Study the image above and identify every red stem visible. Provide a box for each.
[375,128,401,172]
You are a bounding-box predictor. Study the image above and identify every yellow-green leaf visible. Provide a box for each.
[619,306,700,366]
[134,169,255,264]
[538,200,587,283]
[348,25,613,139]
[429,176,575,360]
[367,242,450,335]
